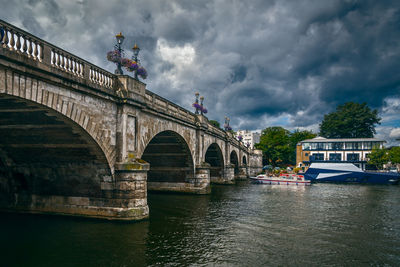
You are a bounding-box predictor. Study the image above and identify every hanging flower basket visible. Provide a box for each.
[137,67,147,79]
[238,135,243,141]
[193,103,202,110]
[106,50,121,63]
[192,103,207,114]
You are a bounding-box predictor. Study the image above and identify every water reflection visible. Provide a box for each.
[0,182,400,266]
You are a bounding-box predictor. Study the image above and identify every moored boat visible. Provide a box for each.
[250,173,311,185]
[304,163,399,185]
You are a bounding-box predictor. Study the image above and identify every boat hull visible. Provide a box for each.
[304,164,400,185]
[250,177,311,186]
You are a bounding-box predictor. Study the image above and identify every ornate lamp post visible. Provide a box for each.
[132,43,141,80]
[193,92,200,114]
[224,116,232,131]
[114,32,125,74]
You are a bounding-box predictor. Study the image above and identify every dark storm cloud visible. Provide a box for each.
[1,0,399,143]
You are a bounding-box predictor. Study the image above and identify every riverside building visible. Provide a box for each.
[236,130,261,149]
[296,137,385,171]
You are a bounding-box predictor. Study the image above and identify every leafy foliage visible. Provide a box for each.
[366,147,389,169]
[255,127,316,167]
[209,120,220,128]
[389,147,400,164]
[319,102,381,138]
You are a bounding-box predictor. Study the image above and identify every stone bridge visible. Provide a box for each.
[0,20,262,221]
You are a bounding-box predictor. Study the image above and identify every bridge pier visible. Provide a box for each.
[220,164,235,184]
[146,164,210,194]
[236,165,248,180]
[111,160,149,220]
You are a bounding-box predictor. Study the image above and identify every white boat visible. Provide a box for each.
[250,173,311,186]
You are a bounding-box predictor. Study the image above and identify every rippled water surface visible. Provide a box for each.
[1,182,400,266]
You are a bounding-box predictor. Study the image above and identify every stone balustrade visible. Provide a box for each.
[144,90,197,124]
[0,19,114,90]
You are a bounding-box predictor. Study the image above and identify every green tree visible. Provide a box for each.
[319,102,381,138]
[209,120,220,128]
[389,147,400,164]
[367,147,389,170]
[255,127,291,167]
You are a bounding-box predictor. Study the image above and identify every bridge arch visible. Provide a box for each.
[230,150,239,176]
[204,143,224,183]
[141,130,195,191]
[0,93,113,209]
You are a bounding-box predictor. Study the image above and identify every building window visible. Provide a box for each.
[311,153,324,161]
[347,153,359,161]
[305,153,309,156]
[302,143,311,150]
[331,142,343,150]
[345,142,361,150]
[363,142,372,150]
[329,153,342,161]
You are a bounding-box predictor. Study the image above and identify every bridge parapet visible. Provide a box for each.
[144,89,196,124]
[0,19,114,92]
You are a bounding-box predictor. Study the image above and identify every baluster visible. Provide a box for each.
[61,54,65,69]
[95,70,99,83]
[78,62,82,76]
[66,57,70,72]
[28,39,33,57]
[15,33,21,52]
[33,41,39,59]
[100,73,104,85]
[57,52,61,67]
[2,28,9,48]
[73,60,77,74]
[69,58,73,72]
[22,36,27,54]
[90,68,93,80]
[9,30,15,50]
[51,50,56,65]
[69,58,72,72]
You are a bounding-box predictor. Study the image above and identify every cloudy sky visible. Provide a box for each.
[1,0,400,145]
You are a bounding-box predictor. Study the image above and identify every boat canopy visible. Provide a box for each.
[308,163,363,173]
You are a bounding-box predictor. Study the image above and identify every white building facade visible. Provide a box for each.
[236,130,261,149]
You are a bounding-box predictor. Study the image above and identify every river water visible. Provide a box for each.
[1,182,400,266]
